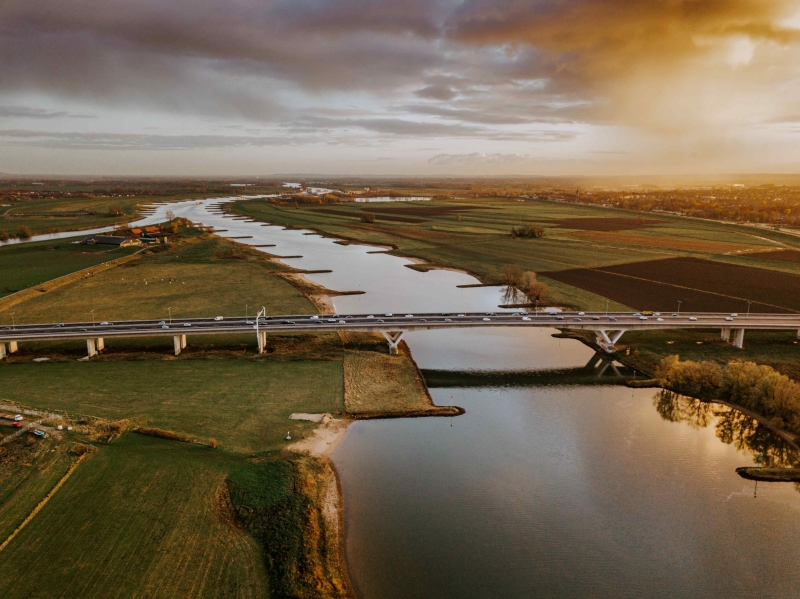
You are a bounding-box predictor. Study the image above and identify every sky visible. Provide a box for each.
[1,0,800,177]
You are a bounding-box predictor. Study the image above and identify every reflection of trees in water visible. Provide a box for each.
[502,285,526,306]
[654,390,798,469]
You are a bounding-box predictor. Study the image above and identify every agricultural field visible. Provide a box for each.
[0,433,271,599]
[0,236,141,299]
[545,257,800,313]
[0,195,147,236]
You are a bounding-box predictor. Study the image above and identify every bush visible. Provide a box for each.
[16,225,32,239]
[361,212,376,223]
[519,271,548,303]
[0,230,8,241]
[511,223,545,238]
[656,356,722,397]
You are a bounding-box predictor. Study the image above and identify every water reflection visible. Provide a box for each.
[654,390,799,470]
[422,352,636,388]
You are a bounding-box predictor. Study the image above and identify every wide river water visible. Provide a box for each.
[15,197,800,597]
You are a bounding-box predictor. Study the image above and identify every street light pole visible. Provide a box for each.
[91,310,95,326]
[677,300,682,315]
[168,307,172,324]
[11,312,15,330]
[606,300,609,317]
[747,300,752,319]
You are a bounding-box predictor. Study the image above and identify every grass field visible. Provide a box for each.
[0,360,344,453]
[0,236,140,298]
[0,433,271,599]
[0,235,315,325]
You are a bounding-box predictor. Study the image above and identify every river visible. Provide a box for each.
[13,197,800,597]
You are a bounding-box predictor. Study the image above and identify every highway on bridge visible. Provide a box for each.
[2,310,800,358]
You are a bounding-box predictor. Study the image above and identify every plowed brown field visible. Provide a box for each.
[545,257,800,313]
[748,250,800,264]
[568,230,757,253]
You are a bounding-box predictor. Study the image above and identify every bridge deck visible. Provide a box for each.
[1,311,799,344]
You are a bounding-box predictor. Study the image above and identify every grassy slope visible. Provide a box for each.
[0,236,140,299]
[0,235,315,324]
[0,433,270,599]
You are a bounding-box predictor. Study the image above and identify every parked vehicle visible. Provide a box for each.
[214,316,224,321]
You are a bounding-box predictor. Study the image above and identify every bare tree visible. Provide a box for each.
[502,263,522,288]
[165,210,176,221]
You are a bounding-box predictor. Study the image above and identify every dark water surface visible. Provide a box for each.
[57,198,800,599]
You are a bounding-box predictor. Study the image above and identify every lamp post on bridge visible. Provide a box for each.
[747,300,752,319]
[677,300,682,315]
[11,312,15,331]
[168,307,172,324]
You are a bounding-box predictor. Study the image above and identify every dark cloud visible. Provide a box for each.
[0,106,94,119]
[415,85,457,101]
[0,129,317,150]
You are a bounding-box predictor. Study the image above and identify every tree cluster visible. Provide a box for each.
[657,356,800,433]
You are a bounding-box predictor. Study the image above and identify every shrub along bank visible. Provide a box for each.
[656,356,800,436]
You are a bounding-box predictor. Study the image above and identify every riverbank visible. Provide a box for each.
[559,330,800,452]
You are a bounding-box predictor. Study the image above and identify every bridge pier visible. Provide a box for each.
[382,331,404,355]
[721,328,731,341]
[96,338,104,351]
[595,329,626,354]
[257,331,267,354]
[173,335,187,356]
[733,328,745,349]
[86,338,97,358]
[0,343,6,360]
[8,341,17,354]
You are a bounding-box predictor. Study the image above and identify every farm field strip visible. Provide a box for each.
[546,256,800,313]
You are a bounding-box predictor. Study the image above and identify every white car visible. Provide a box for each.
[214,316,224,321]
[689,317,698,321]
[458,314,466,317]
[731,313,738,317]
[13,414,23,421]
[162,325,170,329]
[100,321,110,326]
[725,316,733,322]
[367,315,374,319]
[639,316,648,321]
[657,318,664,322]
[522,316,531,321]
[385,313,393,317]
[578,312,585,316]
[405,314,414,318]
[184,322,191,327]
[310,315,319,320]
[338,319,346,324]
[483,317,491,321]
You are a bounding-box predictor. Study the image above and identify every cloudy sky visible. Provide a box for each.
[2,0,800,176]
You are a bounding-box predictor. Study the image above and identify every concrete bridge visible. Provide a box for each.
[2,310,799,359]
